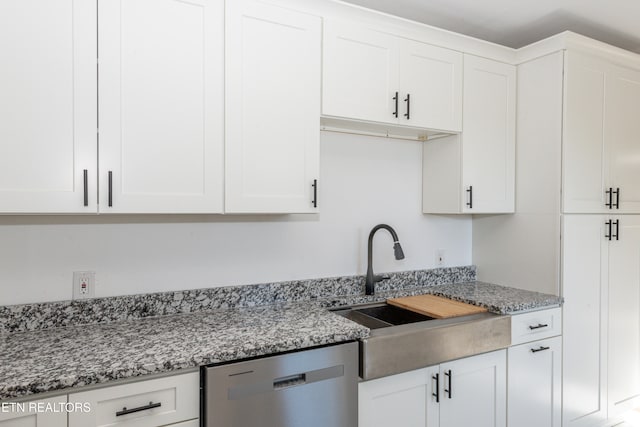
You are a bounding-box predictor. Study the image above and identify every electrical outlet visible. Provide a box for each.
[73,271,95,300]
[436,249,445,266]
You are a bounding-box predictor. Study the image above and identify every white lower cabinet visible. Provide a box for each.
[359,350,506,427]
[359,366,437,427]
[437,350,506,427]
[508,336,562,427]
[0,396,67,427]
[68,372,199,427]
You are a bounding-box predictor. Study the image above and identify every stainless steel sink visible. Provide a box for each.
[332,303,435,329]
[331,302,511,380]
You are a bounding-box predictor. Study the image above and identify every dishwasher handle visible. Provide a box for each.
[273,373,306,390]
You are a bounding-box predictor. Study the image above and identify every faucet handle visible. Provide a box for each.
[375,274,390,283]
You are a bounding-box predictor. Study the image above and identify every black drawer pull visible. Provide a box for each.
[528,323,548,330]
[466,186,473,209]
[116,401,161,417]
[531,346,550,353]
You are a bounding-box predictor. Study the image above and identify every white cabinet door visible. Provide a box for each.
[359,366,437,427]
[399,41,462,132]
[461,55,516,214]
[562,51,608,213]
[562,215,608,426]
[423,56,515,215]
[508,336,562,427]
[605,66,640,213]
[98,0,224,213]
[439,350,506,427]
[608,216,640,416]
[0,0,97,213]
[0,396,67,427]
[225,0,321,213]
[322,21,399,125]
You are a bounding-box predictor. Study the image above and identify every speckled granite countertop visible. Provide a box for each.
[0,303,368,401]
[0,267,562,401]
[325,281,562,315]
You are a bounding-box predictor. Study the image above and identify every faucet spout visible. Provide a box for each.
[365,224,405,295]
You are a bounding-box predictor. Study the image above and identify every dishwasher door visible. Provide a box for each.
[202,342,358,427]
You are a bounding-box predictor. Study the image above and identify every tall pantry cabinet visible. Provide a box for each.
[473,44,640,427]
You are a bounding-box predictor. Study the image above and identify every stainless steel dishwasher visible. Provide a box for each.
[202,342,358,427]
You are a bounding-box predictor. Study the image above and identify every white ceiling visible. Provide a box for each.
[341,0,640,53]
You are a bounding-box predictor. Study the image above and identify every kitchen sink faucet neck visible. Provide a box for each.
[365,224,405,295]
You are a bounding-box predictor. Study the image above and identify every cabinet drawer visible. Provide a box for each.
[0,396,67,426]
[68,372,199,427]
[511,307,562,345]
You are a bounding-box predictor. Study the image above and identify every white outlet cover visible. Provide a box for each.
[73,271,96,300]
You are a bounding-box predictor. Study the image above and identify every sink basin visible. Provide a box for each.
[331,302,511,380]
[332,303,434,329]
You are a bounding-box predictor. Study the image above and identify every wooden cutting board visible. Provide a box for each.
[387,294,487,319]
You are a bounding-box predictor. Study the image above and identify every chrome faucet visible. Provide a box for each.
[365,224,405,295]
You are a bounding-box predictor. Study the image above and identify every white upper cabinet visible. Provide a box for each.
[225,0,321,213]
[322,22,399,125]
[604,65,640,213]
[399,40,462,131]
[98,0,224,213]
[562,51,608,213]
[461,55,516,213]
[323,20,462,133]
[563,50,640,214]
[423,55,515,214]
[0,0,97,213]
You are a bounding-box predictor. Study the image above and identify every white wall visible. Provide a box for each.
[0,132,472,305]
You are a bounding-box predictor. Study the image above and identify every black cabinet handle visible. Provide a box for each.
[392,92,399,118]
[466,186,473,209]
[606,220,613,241]
[108,171,113,207]
[404,93,411,120]
[83,169,88,207]
[531,346,550,353]
[614,188,620,209]
[528,323,549,330]
[432,373,439,403]
[116,401,161,417]
[606,188,613,209]
[311,179,317,208]
[444,369,452,399]
[613,219,619,241]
